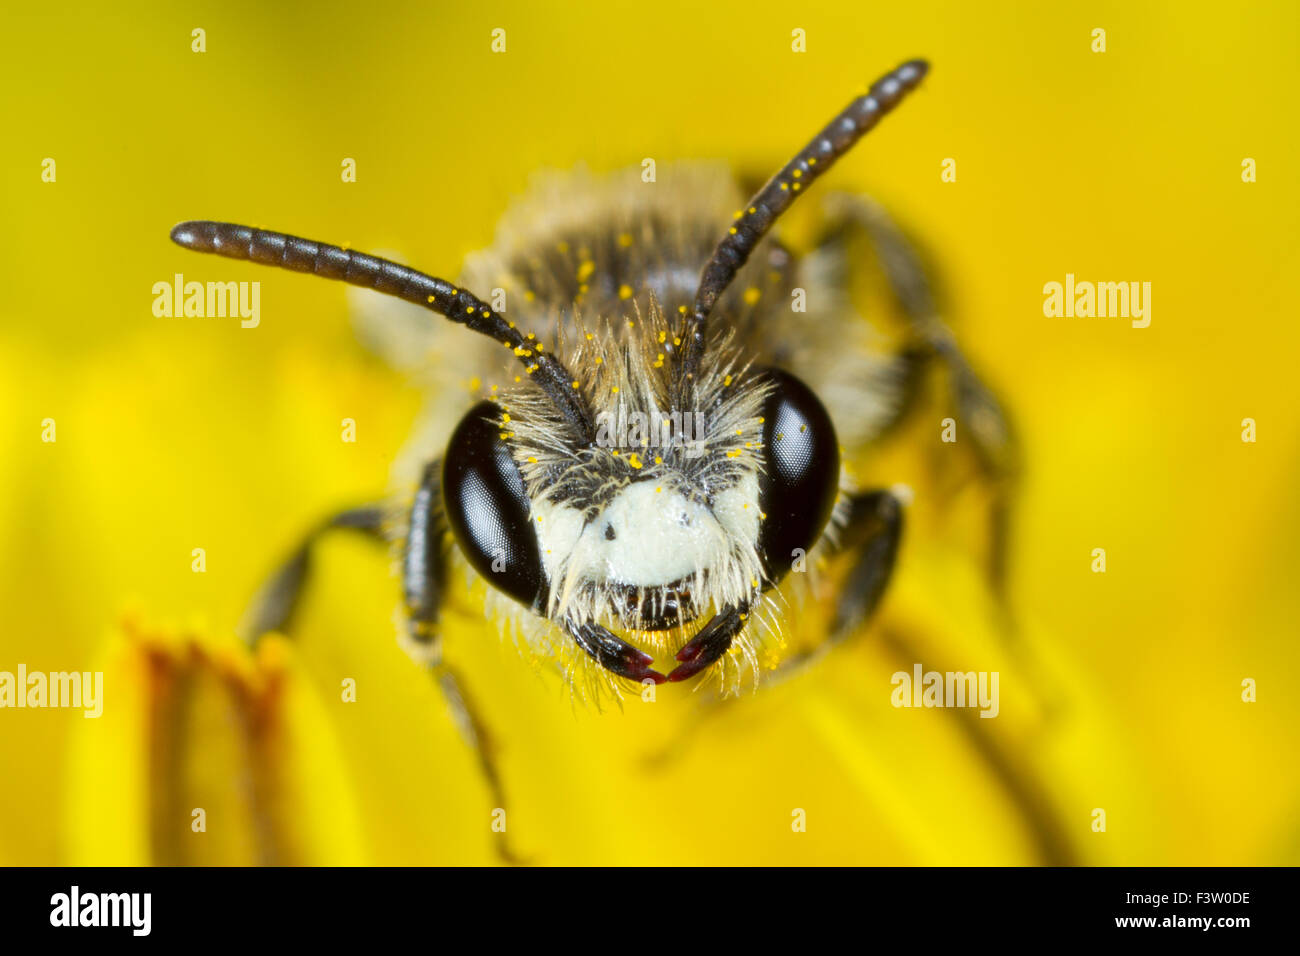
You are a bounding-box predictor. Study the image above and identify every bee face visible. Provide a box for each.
[440,356,841,650]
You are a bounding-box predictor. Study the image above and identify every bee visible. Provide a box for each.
[170,58,1014,858]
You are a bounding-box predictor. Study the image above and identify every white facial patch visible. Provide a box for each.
[534,476,761,590]
[581,482,718,586]
[710,472,761,549]
[533,498,587,586]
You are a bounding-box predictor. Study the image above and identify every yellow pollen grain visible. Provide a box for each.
[585,332,594,341]
[490,385,498,393]
[577,260,595,282]
[759,417,765,423]
[780,182,789,191]
[792,182,801,191]
[524,290,535,302]
[743,287,760,305]
[655,486,662,493]
[808,157,817,165]
[469,376,481,390]
[502,414,511,423]
[733,210,743,220]
[571,380,580,388]
[729,227,737,235]
[748,206,757,213]
[618,232,633,247]
[658,331,667,344]
[726,450,740,458]
[611,386,619,393]
[514,375,521,382]
[595,356,603,364]
[482,310,491,317]
[526,332,535,339]
[673,336,681,346]
[427,295,436,303]
[760,511,767,520]
[628,454,643,469]
[678,305,687,314]
[527,456,538,464]
[800,424,807,432]
[724,374,733,386]
[654,456,662,465]
[792,168,802,178]
[777,432,784,440]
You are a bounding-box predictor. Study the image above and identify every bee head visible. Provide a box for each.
[440,304,841,647]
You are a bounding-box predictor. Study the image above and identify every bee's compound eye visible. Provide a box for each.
[754,369,841,583]
[442,401,546,610]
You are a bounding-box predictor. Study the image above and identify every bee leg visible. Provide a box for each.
[766,487,906,680]
[747,490,907,684]
[818,199,1071,724]
[819,195,1019,604]
[675,491,904,701]
[427,662,527,865]
[401,460,526,865]
[829,488,906,643]
[238,505,387,642]
[398,461,445,649]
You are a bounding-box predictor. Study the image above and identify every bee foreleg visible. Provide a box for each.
[724,488,904,684]
[402,459,526,864]
[828,488,906,644]
[401,460,446,650]
[428,662,528,865]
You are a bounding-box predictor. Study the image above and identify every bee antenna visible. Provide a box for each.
[677,58,930,393]
[169,221,594,440]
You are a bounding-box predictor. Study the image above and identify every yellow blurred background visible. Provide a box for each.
[1,0,1297,865]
